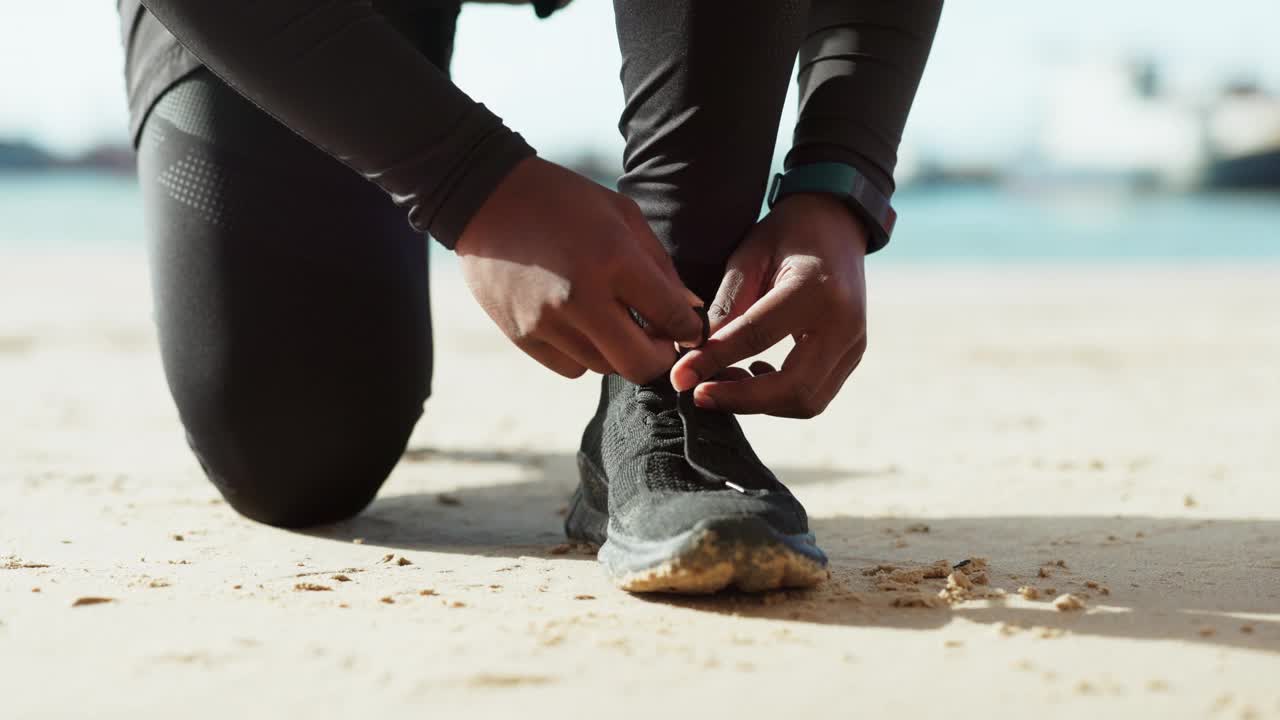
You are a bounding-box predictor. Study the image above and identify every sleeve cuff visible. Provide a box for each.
[421,129,537,250]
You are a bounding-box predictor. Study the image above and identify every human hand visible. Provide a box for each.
[670,193,869,418]
[456,156,703,382]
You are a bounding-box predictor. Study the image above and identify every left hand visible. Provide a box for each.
[670,193,869,418]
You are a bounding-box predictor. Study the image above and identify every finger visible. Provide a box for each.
[670,281,806,392]
[518,339,588,379]
[712,366,752,383]
[614,255,704,347]
[541,321,613,375]
[707,242,771,333]
[810,341,866,408]
[692,333,845,417]
[706,265,750,333]
[567,299,677,383]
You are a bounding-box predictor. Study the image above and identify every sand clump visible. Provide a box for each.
[1053,593,1086,611]
[865,558,999,607]
[938,560,1000,604]
[866,559,950,587]
[294,583,332,592]
[1084,580,1110,595]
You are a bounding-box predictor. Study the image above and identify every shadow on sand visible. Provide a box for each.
[305,446,1280,654]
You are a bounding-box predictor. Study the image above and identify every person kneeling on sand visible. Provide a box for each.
[118,0,941,593]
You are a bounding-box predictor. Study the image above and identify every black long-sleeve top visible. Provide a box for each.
[119,0,940,249]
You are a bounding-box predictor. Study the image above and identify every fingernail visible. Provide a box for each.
[694,393,717,410]
[671,365,699,391]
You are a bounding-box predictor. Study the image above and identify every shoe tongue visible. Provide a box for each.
[635,374,678,409]
[628,373,733,485]
[620,373,771,493]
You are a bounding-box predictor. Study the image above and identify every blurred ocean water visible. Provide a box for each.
[1,172,1277,261]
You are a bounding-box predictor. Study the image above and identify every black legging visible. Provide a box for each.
[136,2,938,528]
[139,69,434,527]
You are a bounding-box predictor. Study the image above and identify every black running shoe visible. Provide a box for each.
[565,373,829,594]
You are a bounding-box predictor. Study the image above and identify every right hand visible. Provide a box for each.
[456,157,704,382]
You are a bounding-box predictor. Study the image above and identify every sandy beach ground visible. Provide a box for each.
[2,250,1278,718]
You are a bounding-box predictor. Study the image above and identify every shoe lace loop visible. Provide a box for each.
[630,306,768,494]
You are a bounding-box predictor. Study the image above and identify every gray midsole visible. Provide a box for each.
[599,515,827,577]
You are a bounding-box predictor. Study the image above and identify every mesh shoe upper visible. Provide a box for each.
[579,373,811,542]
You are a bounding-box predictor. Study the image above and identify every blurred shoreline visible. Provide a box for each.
[0,139,134,175]
[2,169,1275,263]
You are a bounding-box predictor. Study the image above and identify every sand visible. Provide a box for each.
[2,250,1279,718]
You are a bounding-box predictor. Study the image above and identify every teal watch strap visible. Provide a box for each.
[767,162,897,253]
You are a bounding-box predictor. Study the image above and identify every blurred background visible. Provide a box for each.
[1,0,1277,260]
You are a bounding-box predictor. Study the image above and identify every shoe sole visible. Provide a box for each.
[565,457,829,595]
[602,516,830,594]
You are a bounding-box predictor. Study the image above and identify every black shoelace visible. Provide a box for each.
[630,305,763,494]
[673,306,751,493]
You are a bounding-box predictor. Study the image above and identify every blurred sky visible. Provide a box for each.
[2,0,1277,163]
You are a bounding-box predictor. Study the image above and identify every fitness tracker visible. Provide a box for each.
[767,162,897,253]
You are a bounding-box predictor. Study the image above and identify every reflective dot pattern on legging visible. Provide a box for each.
[156,148,231,228]
[151,80,219,143]
[145,73,237,227]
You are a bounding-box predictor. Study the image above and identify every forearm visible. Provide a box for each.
[139,0,535,247]
[787,0,942,196]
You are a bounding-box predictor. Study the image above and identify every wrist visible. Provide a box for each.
[768,162,895,253]
[442,146,539,254]
[453,155,544,256]
[773,192,870,256]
